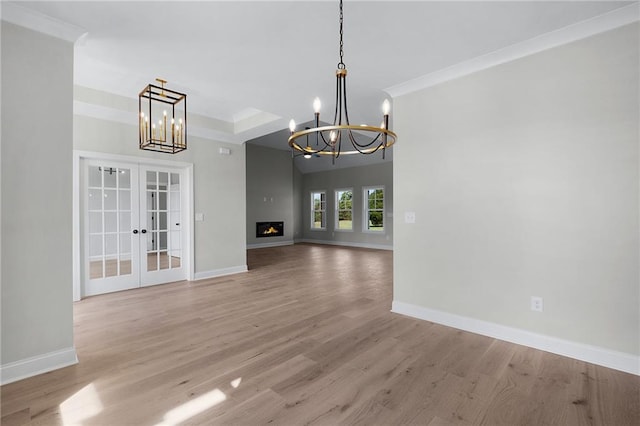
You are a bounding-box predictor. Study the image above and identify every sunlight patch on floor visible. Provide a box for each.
[230,377,242,388]
[155,388,227,426]
[60,383,103,425]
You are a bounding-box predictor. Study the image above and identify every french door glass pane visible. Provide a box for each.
[88,189,102,210]
[159,172,168,187]
[104,171,117,188]
[105,212,117,233]
[89,212,102,233]
[119,190,131,210]
[119,169,131,189]
[119,213,131,233]
[104,190,117,210]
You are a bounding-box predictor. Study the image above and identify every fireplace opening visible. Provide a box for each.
[256,221,284,238]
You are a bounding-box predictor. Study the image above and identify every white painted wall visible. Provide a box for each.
[394,23,639,369]
[1,22,77,380]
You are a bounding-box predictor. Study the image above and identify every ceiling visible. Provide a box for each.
[4,0,634,172]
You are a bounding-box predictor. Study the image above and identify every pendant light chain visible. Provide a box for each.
[338,0,345,69]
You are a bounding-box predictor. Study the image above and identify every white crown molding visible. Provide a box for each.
[392,301,640,376]
[386,2,640,98]
[0,1,87,43]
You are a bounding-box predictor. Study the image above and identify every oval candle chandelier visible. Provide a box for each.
[288,0,397,163]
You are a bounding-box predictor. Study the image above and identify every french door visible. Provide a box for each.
[84,160,188,296]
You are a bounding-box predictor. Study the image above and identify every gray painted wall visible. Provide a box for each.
[300,162,393,249]
[245,144,294,246]
[1,22,75,364]
[393,23,639,355]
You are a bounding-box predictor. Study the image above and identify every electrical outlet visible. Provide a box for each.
[531,296,543,312]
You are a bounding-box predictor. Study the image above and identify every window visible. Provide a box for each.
[364,187,384,232]
[335,189,353,231]
[310,191,326,230]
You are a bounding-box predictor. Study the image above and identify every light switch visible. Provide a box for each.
[404,211,416,224]
[195,213,204,222]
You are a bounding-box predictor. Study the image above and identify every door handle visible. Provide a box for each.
[141,229,147,234]
[132,229,139,234]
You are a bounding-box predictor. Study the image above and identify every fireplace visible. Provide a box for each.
[256,221,284,238]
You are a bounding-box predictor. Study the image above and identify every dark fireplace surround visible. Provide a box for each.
[256,221,284,238]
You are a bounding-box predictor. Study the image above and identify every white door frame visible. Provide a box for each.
[73,150,194,301]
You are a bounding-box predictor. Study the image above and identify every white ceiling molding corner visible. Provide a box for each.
[1,1,87,43]
[237,119,295,145]
[386,2,640,98]
[234,109,281,135]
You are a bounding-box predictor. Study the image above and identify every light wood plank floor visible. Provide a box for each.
[2,244,638,425]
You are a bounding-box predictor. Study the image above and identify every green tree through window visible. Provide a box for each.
[365,187,384,231]
[335,189,353,230]
[311,191,326,229]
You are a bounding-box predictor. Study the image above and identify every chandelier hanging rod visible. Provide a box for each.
[139,84,186,104]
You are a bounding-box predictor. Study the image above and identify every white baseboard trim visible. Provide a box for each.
[193,265,248,281]
[247,240,294,250]
[391,301,639,376]
[0,347,78,385]
[295,238,393,251]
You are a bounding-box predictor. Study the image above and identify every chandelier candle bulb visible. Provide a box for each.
[382,99,391,115]
[181,120,184,146]
[139,112,144,140]
[289,119,296,134]
[163,111,167,142]
[313,97,321,113]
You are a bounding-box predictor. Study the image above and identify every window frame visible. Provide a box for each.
[334,188,354,232]
[363,186,385,233]
[310,190,326,230]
